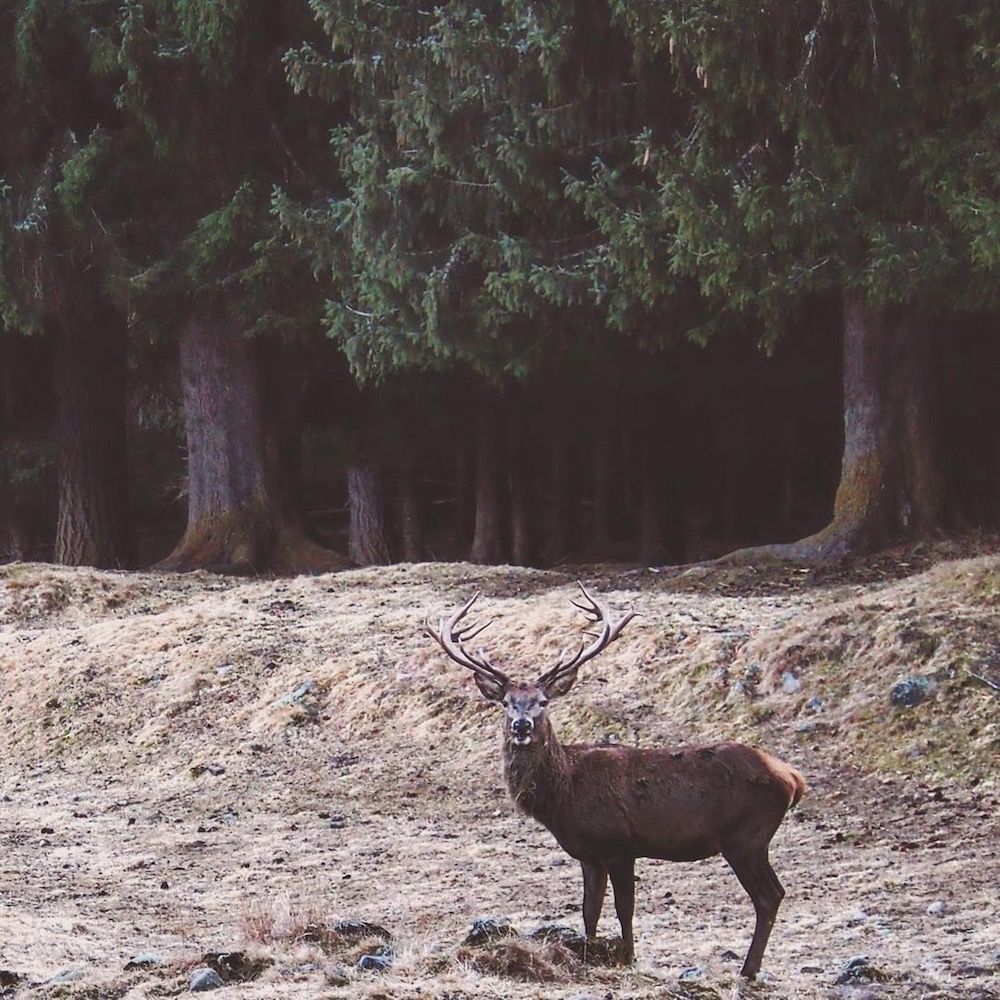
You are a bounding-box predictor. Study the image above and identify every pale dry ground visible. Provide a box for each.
[0,555,997,999]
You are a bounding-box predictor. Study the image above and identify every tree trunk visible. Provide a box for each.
[53,308,130,567]
[636,393,682,565]
[717,293,943,565]
[454,432,475,548]
[508,405,538,567]
[395,467,424,562]
[469,402,507,564]
[544,417,576,564]
[158,311,344,573]
[592,422,617,554]
[348,466,393,565]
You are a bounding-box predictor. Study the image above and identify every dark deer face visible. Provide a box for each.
[501,682,551,746]
[474,673,579,746]
[425,584,636,744]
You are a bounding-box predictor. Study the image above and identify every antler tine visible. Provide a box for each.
[424,593,509,683]
[538,583,637,686]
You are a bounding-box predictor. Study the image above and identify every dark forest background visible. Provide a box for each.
[1,1,997,574]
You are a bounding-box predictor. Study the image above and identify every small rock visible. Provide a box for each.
[529,923,584,947]
[548,854,568,867]
[846,909,869,927]
[926,900,946,916]
[189,763,226,778]
[956,964,988,978]
[356,953,392,973]
[805,696,824,713]
[188,967,225,992]
[463,917,517,946]
[327,919,392,941]
[835,955,889,985]
[324,964,352,985]
[0,971,21,990]
[47,969,83,985]
[124,953,164,971]
[890,676,933,708]
[678,966,704,981]
[271,679,315,708]
[730,679,751,699]
[719,949,741,962]
[781,671,802,694]
[801,964,824,973]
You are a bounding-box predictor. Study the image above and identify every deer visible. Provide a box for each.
[425,584,805,980]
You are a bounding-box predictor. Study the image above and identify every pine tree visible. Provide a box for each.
[603,0,1000,560]
[0,0,131,567]
[114,0,347,573]
[282,0,685,562]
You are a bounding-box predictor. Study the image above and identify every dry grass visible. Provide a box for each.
[0,552,997,998]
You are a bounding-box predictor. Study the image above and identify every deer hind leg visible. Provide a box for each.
[608,858,636,963]
[582,861,608,939]
[723,848,785,979]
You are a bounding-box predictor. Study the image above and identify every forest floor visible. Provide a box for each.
[0,538,998,999]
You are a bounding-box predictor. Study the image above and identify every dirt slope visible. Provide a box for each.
[0,553,997,998]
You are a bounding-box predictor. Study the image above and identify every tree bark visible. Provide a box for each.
[716,293,943,565]
[394,467,424,562]
[454,432,475,548]
[348,466,393,565]
[158,310,345,573]
[53,307,130,567]
[544,417,576,564]
[508,405,538,567]
[592,421,617,554]
[469,402,507,564]
[636,394,682,565]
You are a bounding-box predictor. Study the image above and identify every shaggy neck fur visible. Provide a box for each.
[503,718,572,826]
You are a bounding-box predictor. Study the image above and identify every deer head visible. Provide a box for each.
[424,583,637,747]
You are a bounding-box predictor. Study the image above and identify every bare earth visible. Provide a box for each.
[0,548,998,999]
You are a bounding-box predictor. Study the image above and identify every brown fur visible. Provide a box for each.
[502,715,805,979]
[427,588,805,980]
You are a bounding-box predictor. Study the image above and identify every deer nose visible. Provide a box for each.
[511,718,532,739]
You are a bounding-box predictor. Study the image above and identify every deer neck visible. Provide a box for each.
[503,718,571,825]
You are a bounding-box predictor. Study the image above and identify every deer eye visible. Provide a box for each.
[538,699,549,708]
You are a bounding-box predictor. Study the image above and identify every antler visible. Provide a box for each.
[424,592,510,686]
[538,582,637,688]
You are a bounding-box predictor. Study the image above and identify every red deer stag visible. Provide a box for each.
[425,584,805,979]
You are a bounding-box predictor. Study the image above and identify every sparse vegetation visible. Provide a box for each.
[0,549,997,997]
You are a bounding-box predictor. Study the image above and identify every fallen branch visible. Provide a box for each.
[968,672,1000,693]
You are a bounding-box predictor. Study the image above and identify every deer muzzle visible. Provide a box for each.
[510,718,533,744]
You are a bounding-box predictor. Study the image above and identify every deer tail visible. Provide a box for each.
[787,766,807,808]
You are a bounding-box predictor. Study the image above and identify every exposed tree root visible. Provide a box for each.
[155,510,347,576]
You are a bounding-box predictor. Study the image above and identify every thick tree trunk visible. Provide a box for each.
[348,466,393,565]
[717,293,942,565]
[158,311,344,573]
[469,403,507,564]
[53,309,130,567]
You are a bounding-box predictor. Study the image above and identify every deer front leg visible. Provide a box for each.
[581,861,608,939]
[608,857,636,963]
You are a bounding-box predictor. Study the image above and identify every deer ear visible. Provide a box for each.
[541,666,579,699]
[473,672,506,703]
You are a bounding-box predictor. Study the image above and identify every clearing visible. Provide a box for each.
[0,543,998,998]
